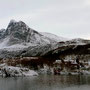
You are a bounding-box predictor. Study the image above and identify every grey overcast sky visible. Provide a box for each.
[0,0,90,39]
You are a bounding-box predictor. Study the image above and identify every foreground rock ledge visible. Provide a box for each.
[0,64,38,77]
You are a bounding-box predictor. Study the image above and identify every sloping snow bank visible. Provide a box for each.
[0,64,38,77]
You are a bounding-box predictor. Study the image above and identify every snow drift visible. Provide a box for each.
[0,64,38,77]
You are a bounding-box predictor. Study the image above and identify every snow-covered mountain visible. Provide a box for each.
[40,32,67,42]
[0,20,90,58]
[0,20,67,58]
[0,20,66,50]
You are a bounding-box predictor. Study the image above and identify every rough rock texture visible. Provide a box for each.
[0,64,38,77]
[0,20,90,59]
[0,20,64,58]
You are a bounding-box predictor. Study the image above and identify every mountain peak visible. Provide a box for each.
[5,20,30,36]
[9,19,17,23]
[8,20,28,28]
[0,19,68,47]
[8,19,17,27]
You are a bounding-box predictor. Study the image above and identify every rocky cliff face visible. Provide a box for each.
[0,20,66,58]
[43,39,90,62]
[0,20,90,59]
[1,20,58,46]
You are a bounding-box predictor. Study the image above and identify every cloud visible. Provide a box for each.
[0,0,90,39]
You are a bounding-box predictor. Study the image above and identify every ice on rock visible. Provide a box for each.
[0,64,38,77]
[0,20,89,58]
[9,19,17,24]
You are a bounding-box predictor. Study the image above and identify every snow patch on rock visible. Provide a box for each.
[40,32,68,42]
[0,64,38,77]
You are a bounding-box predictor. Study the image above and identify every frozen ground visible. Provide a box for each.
[0,64,38,77]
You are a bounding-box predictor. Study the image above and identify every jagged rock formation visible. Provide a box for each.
[43,39,90,62]
[0,20,66,58]
[0,20,90,59]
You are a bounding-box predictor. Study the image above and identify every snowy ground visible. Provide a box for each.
[0,64,38,77]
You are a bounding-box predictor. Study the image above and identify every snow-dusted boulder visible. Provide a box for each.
[0,65,38,77]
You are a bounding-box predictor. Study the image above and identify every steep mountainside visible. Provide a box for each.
[43,39,90,61]
[0,20,56,47]
[40,32,67,42]
[0,20,65,58]
[0,20,90,59]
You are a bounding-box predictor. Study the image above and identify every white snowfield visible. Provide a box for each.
[0,32,67,51]
[0,20,89,54]
[40,32,68,42]
[0,20,68,51]
[0,64,38,77]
